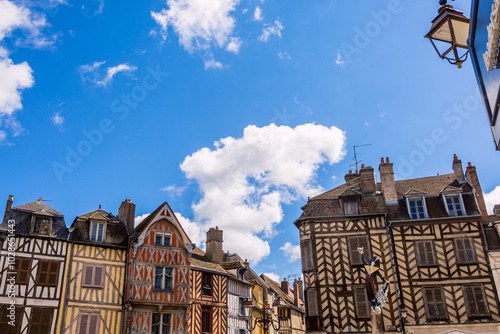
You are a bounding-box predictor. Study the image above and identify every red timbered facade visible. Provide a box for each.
[125,202,193,334]
[189,247,229,334]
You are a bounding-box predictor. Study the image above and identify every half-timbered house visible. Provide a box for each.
[189,243,229,334]
[0,196,69,334]
[125,202,192,334]
[57,200,132,334]
[295,156,500,334]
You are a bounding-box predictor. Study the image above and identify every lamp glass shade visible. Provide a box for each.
[243,299,253,318]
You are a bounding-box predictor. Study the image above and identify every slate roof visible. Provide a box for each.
[191,248,229,275]
[69,209,128,247]
[0,199,68,239]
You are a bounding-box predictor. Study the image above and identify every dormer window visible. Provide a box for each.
[90,221,106,242]
[31,216,52,236]
[408,197,427,219]
[443,195,466,217]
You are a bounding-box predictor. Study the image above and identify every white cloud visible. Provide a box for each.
[204,59,224,70]
[263,272,280,282]
[253,6,263,21]
[485,186,500,214]
[280,242,301,263]
[0,56,34,117]
[226,37,242,54]
[78,61,137,87]
[0,130,6,143]
[51,111,64,127]
[82,0,104,16]
[134,213,150,227]
[277,51,291,60]
[175,212,208,248]
[364,121,370,127]
[151,0,239,52]
[335,49,345,67]
[294,97,312,115]
[161,184,187,195]
[259,19,283,42]
[179,123,347,264]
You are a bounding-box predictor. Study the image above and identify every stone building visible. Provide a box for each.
[295,156,500,334]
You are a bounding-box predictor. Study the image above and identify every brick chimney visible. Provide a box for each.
[293,279,300,306]
[118,199,136,233]
[466,162,488,221]
[360,165,376,194]
[297,278,304,300]
[281,278,290,295]
[344,170,360,183]
[206,227,224,265]
[453,154,465,182]
[379,157,397,203]
[3,195,13,222]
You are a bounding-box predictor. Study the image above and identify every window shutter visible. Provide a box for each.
[423,287,447,320]
[94,266,103,287]
[301,242,314,271]
[38,261,49,284]
[456,238,476,263]
[349,236,370,265]
[349,238,360,264]
[89,314,98,334]
[464,238,475,262]
[307,289,318,316]
[48,262,59,285]
[84,265,94,286]
[79,314,88,334]
[417,242,427,265]
[464,285,489,317]
[354,288,370,318]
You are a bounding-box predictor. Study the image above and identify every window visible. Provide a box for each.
[354,287,370,319]
[90,221,105,242]
[407,197,427,219]
[31,216,51,235]
[300,241,314,271]
[239,330,246,334]
[82,264,104,288]
[463,285,489,318]
[29,308,53,334]
[305,316,321,331]
[444,195,465,217]
[239,297,245,316]
[348,235,371,265]
[423,287,447,320]
[155,232,171,246]
[37,261,59,286]
[77,312,99,334]
[201,306,211,333]
[152,313,170,334]
[306,289,318,317]
[455,238,477,264]
[343,197,360,215]
[202,272,212,296]
[416,241,437,266]
[278,307,290,318]
[15,258,31,284]
[0,306,23,334]
[155,267,173,292]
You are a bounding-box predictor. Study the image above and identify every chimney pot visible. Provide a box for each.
[379,159,397,202]
[386,157,390,163]
[380,157,384,164]
[452,155,465,182]
[361,164,365,169]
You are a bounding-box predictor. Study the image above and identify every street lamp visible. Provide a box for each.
[425,0,470,68]
[243,297,286,333]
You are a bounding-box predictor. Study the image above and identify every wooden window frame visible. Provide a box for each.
[300,241,314,271]
[455,237,477,264]
[77,312,100,334]
[201,306,212,334]
[0,306,24,334]
[201,272,213,296]
[415,241,437,267]
[82,263,105,288]
[463,284,490,318]
[278,307,290,319]
[347,235,371,266]
[155,232,172,247]
[29,308,53,334]
[422,286,448,321]
[443,193,467,217]
[306,289,318,317]
[406,196,429,219]
[36,260,60,286]
[154,267,174,292]
[30,215,52,236]
[151,313,171,334]
[354,286,371,319]
[342,196,360,215]
[15,258,31,285]
[89,221,106,242]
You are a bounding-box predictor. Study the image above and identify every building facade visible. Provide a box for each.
[0,197,69,334]
[296,156,500,334]
[125,202,192,334]
[57,204,130,334]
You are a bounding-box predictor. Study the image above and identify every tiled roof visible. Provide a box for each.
[13,199,63,217]
[191,248,229,275]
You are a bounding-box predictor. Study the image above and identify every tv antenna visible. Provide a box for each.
[38,196,52,202]
[349,144,372,172]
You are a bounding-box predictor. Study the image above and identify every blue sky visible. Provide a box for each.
[1,0,500,281]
